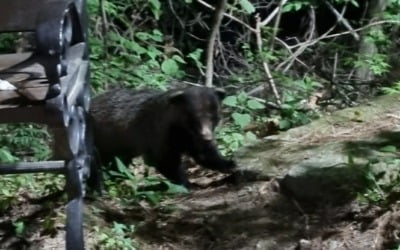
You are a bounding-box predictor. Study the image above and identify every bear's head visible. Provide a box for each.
[168,86,226,141]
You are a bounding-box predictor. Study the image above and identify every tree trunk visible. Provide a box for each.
[355,0,387,83]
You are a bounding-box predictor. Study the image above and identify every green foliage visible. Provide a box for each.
[381,81,400,95]
[217,126,257,156]
[358,166,386,204]
[0,124,54,211]
[353,53,390,76]
[276,76,322,129]
[223,92,266,128]
[148,0,162,20]
[0,125,61,209]
[13,221,25,237]
[357,147,400,206]
[187,48,204,73]
[385,0,400,19]
[0,33,18,53]
[105,158,188,205]
[238,0,256,14]
[282,0,311,12]
[279,106,314,130]
[0,147,17,163]
[0,124,51,161]
[217,92,265,155]
[94,222,137,250]
[0,173,64,213]
[88,0,188,92]
[282,0,359,13]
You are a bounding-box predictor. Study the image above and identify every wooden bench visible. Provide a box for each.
[0,0,97,249]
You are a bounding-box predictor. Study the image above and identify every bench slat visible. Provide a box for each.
[0,161,65,174]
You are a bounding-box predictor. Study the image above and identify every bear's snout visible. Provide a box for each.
[200,121,214,141]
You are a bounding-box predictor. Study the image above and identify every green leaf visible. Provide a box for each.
[187,48,204,70]
[146,46,163,60]
[165,181,189,194]
[187,48,203,61]
[125,41,146,55]
[171,55,186,64]
[237,92,248,103]
[13,221,25,237]
[349,0,359,7]
[115,158,136,181]
[0,148,15,163]
[223,96,238,107]
[380,145,397,153]
[247,99,265,110]
[138,191,160,204]
[279,119,291,130]
[135,32,150,41]
[151,29,163,42]
[232,132,245,141]
[161,59,179,75]
[245,131,258,142]
[148,0,161,19]
[239,0,256,14]
[232,113,251,128]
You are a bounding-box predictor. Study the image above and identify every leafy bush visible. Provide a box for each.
[94,222,137,250]
[104,158,188,205]
[88,0,188,92]
[0,124,51,162]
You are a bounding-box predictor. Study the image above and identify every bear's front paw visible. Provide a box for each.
[218,159,237,173]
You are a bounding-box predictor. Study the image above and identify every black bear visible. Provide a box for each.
[89,86,236,187]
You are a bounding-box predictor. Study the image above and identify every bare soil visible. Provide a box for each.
[0,166,398,250]
[3,94,400,249]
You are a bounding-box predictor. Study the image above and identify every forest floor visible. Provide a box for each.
[0,164,398,250]
[1,96,400,249]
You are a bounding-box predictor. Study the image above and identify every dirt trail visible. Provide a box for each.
[132,175,386,250]
[3,94,400,249]
[0,167,397,250]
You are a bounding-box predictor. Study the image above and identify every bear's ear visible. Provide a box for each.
[168,90,186,104]
[214,88,226,101]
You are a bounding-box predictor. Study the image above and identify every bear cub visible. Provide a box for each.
[89,86,236,187]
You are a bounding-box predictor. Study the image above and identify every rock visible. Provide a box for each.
[234,94,400,203]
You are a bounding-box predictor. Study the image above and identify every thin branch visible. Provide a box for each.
[278,7,317,73]
[99,0,109,58]
[260,0,289,26]
[168,0,184,28]
[255,14,281,105]
[325,1,359,41]
[323,20,399,39]
[269,0,285,51]
[274,37,309,69]
[277,6,341,72]
[204,0,227,87]
[196,0,256,33]
[333,52,338,81]
[286,20,398,51]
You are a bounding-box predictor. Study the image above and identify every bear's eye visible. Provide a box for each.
[212,114,220,125]
[186,113,201,128]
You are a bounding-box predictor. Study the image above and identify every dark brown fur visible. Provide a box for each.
[89,86,235,186]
